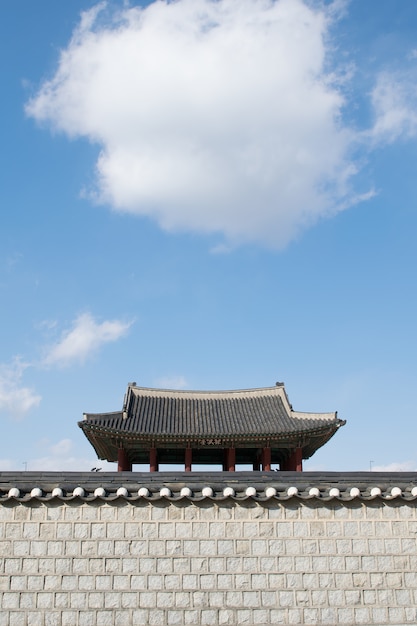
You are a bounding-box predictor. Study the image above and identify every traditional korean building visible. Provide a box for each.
[79,382,345,472]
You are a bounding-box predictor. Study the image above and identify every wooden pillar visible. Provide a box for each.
[117,448,131,472]
[150,447,158,472]
[283,447,303,471]
[226,447,235,472]
[262,447,271,471]
[294,446,303,472]
[185,448,192,472]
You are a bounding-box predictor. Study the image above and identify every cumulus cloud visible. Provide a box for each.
[43,312,132,367]
[26,0,361,248]
[0,358,41,420]
[370,71,417,144]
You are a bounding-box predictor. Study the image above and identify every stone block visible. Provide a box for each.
[56,522,73,540]
[54,592,69,608]
[26,575,43,591]
[19,592,36,608]
[121,591,138,607]
[96,610,114,626]
[303,608,319,624]
[88,591,104,608]
[104,591,121,608]
[159,522,176,539]
[224,522,241,538]
[166,540,181,556]
[218,608,234,625]
[30,541,48,557]
[9,613,26,626]
[200,574,216,590]
[269,608,287,623]
[299,539,316,557]
[64,541,79,556]
[0,541,12,558]
[165,574,181,589]
[207,590,224,607]
[157,557,173,573]
[79,612,96,626]
[320,607,338,625]
[139,591,157,608]
[175,591,190,607]
[95,575,112,590]
[156,591,174,608]
[235,539,250,554]
[337,607,355,624]
[121,558,138,574]
[388,606,405,623]
[37,592,54,608]
[47,541,63,556]
[287,608,302,624]
[27,613,43,626]
[21,523,38,540]
[70,591,88,608]
[130,574,147,589]
[9,575,25,591]
[199,540,216,556]
[172,557,189,572]
[182,574,198,590]
[167,609,183,625]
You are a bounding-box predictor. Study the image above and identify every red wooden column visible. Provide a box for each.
[262,447,271,471]
[226,447,236,472]
[117,448,132,472]
[150,447,158,472]
[294,447,303,472]
[185,448,192,472]
[283,447,303,471]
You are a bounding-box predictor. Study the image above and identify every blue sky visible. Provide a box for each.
[1,0,417,472]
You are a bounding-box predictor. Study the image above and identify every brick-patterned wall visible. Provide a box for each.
[1,497,417,625]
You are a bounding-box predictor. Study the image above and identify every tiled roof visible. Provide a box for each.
[1,471,416,503]
[80,383,343,439]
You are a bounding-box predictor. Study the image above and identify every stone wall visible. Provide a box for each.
[1,472,417,625]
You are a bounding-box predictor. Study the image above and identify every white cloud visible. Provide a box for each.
[43,312,132,367]
[371,461,417,472]
[0,358,41,420]
[26,0,361,248]
[154,375,188,390]
[370,71,417,143]
[27,438,116,472]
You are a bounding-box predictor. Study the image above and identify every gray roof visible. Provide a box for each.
[81,383,342,438]
[79,383,345,461]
